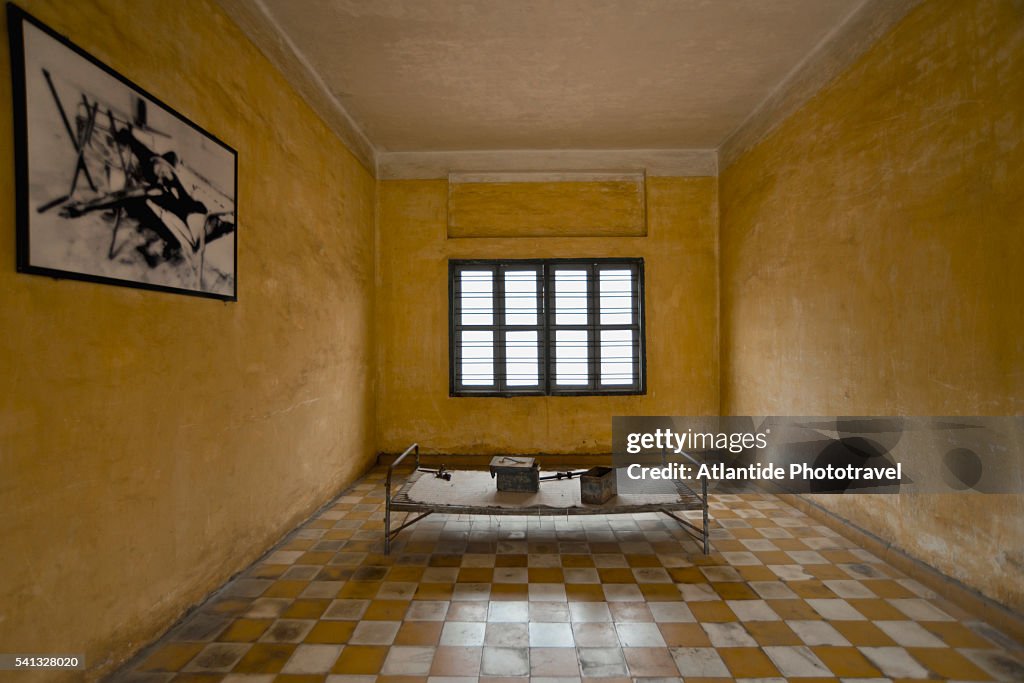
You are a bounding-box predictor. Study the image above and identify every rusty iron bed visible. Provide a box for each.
[384,444,711,555]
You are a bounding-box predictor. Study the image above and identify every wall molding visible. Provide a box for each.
[379,149,717,180]
[449,171,646,184]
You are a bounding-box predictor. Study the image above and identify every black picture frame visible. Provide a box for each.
[7,3,238,301]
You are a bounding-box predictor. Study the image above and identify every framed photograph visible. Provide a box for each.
[7,4,238,300]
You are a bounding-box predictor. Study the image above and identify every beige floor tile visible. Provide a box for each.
[110,468,1024,683]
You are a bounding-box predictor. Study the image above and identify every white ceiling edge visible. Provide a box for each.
[215,0,919,181]
[718,0,923,171]
[379,149,717,180]
[217,0,377,172]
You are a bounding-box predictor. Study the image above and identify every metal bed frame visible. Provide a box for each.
[384,444,711,555]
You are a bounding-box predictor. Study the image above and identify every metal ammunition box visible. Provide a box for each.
[489,456,540,493]
[580,466,617,504]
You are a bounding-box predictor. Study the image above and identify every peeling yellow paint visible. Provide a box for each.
[720,0,1024,609]
[376,177,719,455]
[0,0,376,678]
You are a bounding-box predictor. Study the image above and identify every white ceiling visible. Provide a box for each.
[218,0,916,174]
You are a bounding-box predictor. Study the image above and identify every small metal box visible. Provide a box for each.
[580,466,617,504]
[489,456,540,493]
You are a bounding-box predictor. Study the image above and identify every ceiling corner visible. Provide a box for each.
[216,0,379,175]
[718,0,923,171]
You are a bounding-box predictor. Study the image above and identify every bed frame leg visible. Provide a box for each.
[384,444,418,554]
[701,476,710,555]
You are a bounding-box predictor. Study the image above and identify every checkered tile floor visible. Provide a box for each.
[115,466,1024,682]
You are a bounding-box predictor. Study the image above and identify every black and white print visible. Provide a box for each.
[9,5,238,300]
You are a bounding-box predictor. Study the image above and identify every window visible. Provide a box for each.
[449,259,645,396]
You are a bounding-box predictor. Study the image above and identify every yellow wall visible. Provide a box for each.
[376,177,718,455]
[4,0,1021,673]
[720,0,1023,608]
[0,1,376,678]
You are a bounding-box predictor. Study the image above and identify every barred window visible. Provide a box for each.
[449,259,645,396]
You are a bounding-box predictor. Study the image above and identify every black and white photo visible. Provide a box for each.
[8,5,237,300]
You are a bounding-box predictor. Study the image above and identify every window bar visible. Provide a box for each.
[542,264,552,394]
[536,266,548,392]
[586,263,598,392]
[634,262,644,392]
[630,263,640,391]
[494,267,506,391]
[449,265,459,395]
